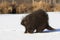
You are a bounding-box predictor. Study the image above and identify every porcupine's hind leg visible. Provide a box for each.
[36,24,46,33]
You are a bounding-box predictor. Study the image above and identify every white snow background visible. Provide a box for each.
[0,12,60,40]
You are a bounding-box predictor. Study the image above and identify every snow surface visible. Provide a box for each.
[0,12,60,40]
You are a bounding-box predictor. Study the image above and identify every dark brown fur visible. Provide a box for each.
[21,9,55,33]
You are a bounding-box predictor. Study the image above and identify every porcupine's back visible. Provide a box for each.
[21,9,48,27]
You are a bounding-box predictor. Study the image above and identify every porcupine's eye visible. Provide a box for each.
[24,21,27,25]
[21,19,25,25]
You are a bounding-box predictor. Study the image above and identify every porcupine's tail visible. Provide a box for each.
[46,23,55,30]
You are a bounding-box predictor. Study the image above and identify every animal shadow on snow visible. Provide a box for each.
[43,29,60,33]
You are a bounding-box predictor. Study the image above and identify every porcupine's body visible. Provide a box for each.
[21,9,55,33]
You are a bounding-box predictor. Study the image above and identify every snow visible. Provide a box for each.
[0,12,60,40]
